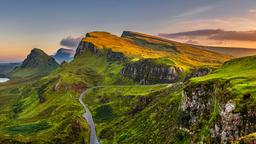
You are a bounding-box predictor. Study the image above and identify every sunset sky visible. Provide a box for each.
[0,0,256,62]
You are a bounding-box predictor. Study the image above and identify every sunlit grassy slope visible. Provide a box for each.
[0,31,240,143]
[191,55,256,111]
[9,48,59,78]
[192,56,256,94]
[84,83,185,143]
[81,55,256,144]
[0,47,134,143]
[83,31,231,70]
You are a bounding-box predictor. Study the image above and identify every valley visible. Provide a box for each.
[0,31,255,144]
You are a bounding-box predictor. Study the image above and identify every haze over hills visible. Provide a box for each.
[0,31,255,144]
[53,48,75,64]
[0,63,21,77]
[191,45,256,58]
[159,30,256,58]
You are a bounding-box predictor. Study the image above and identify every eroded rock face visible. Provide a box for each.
[106,50,125,61]
[181,82,256,143]
[121,59,182,85]
[184,67,212,82]
[75,41,98,57]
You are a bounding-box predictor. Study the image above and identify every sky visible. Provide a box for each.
[0,0,256,62]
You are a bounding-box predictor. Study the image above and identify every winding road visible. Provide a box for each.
[79,90,100,144]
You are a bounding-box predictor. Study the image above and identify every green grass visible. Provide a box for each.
[0,47,134,143]
[3,120,51,135]
[191,55,256,110]
[0,32,253,143]
[83,84,185,144]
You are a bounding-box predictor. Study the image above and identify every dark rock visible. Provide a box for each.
[181,82,256,143]
[106,49,125,61]
[128,96,153,115]
[75,41,98,57]
[121,59,182,85]
[184,67,212,82]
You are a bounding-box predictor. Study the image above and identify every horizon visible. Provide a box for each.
[1,0,256,62]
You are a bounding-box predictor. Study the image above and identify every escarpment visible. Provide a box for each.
[121,59,183,84]
[74,32,186,85]
[181,81,256,143]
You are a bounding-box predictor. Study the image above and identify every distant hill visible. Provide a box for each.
[2,31,250,144]
[9,48,59,78]
[192,45,256,58]
[53,48,74,64]
[0,63,21,77]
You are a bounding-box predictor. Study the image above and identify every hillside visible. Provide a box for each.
[81,55,256,143]
[9,48,59,78]
[0,31,254,144]
[77,31,231,70]
[192,45,256,58]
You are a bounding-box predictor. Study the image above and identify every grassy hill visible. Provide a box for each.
[80,31,231,70]
[9,48,59,78]
[0,31,254,143]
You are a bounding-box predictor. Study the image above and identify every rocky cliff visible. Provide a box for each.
[181,81,256,143]
[75,41,98,57]
[121,59,183,84]
[75,35,184,85]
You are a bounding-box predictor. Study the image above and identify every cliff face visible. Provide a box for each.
[75,41,98,57]
[121,59,182,85]
[184,67,212,82]
[75,37,184,85]
[181,81,256,143]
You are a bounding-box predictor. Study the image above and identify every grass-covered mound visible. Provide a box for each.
[9,48,59,78]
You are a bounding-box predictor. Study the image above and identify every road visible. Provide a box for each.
[78,83,181,144]
[79,90,100,144]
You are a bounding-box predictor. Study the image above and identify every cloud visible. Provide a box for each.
[60,36,83,48]
[173,6,213,19]
[159,29,256,42]
[249,9,256,13]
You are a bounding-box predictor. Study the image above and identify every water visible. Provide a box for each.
[0,78,10,83]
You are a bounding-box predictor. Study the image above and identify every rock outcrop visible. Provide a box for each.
[121,59,182,85]
[184,67,212,82]
[75,41,98,57]
[181,82,256,143]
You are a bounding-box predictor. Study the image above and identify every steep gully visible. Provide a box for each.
[79,89,100,144]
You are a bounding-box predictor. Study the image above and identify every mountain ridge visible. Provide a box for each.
[9,48,59,78]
